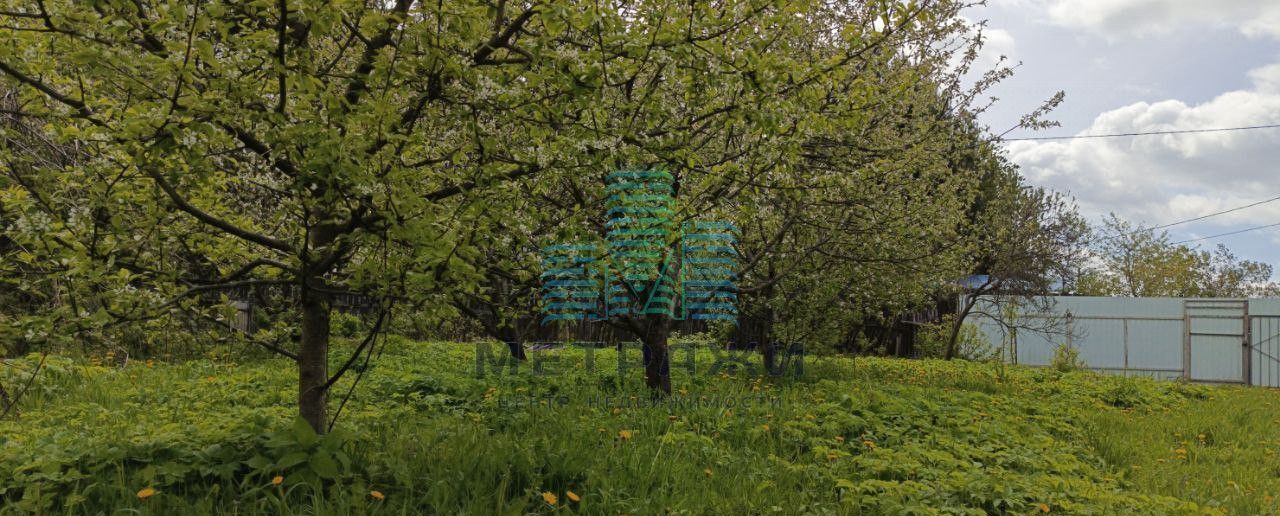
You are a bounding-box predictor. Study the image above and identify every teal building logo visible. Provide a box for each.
[540,170,738,325]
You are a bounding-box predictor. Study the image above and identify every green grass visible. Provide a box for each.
[1081,386,1280,515]
[0,339,1277,514]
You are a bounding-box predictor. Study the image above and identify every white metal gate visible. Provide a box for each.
[1183,299,1248,384]
[1250,314,1280,387]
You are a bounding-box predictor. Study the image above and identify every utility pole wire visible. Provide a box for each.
[1001,123,1280,142]
[1172,221,1280,245]
[1140,194,1280,233]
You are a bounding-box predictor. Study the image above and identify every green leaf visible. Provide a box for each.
[275,451,308,470]
[309,452,339,479]
[292,417,318,447]
[244,455,270,470]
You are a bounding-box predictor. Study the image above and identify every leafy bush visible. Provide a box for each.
[669,331,717,348]
[1101,377,1146,408]
[330,313,365,339]
[1050,343,1087,372]
[917,315,996,361]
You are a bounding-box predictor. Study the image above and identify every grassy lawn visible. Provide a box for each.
[1082,386,1280,514]
[1,339,1278,514]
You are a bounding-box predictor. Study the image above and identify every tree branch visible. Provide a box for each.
[215,122,300,177]
[191,310,301,362]
[472,6,538,65]
[146,169,296,253]
[322,307,387,390]
[341,0,414,109]
[424,163,541,201]
[0,61,107,127]
[209,258,295,283]
[276,0,288,114]
[158,278,291,310]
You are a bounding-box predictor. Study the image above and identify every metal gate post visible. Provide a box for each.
[1182,302,1191,380]
[1123,318,1130,375]
[1244,303,1252,385]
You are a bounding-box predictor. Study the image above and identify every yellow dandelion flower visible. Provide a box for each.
[137,487,156,499]
[1038,502,1050,513]
[762,424,770,431]
[370,490,385,501]
[272,475,284,486]
[542,491,558,505]
[834,436,845,442]
[618,429,633,441]
[704,468,713,477]
[567,491,581,503]
[862,440,876,449]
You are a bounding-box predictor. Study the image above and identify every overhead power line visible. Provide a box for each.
[1001,123,1280,142]
[1143,193,1280,232]
[1172,221,1280,245]
[997,123,1280,240]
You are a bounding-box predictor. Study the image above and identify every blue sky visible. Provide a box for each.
[963,0,1280,271]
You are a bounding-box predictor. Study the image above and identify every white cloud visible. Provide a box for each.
[1006,62,1280,232]
[1045,0,1280,39]
[1250,63,1280,93]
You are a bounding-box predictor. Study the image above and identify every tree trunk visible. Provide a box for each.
[944,311,963,360]
[298,210,341,434]
[0,382,11,415]
[947,283,994,360]
[497,326,527,361]
[298,289,331,433]
[901,323,916,358]
[757,304,777,374]
[762,342,778,375]
[641,315,672,395]
[946,294,980,360]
